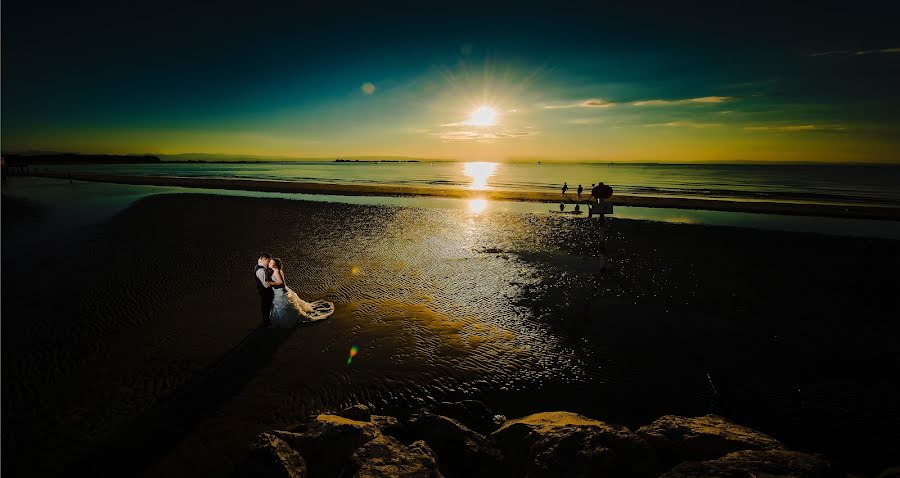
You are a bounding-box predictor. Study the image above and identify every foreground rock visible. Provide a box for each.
[349,435,443,478]
[407,412,502,475]
[371,414,404,438]
[662,449,842,478]
[491,411,657,477]
[237,432,308,478]
[339,404,373,422]
[241,402,844,478]
[428,400,506,434]
[273,414,380,477]
[637,414,784,464]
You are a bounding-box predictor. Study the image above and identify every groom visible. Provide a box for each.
[255,252,274,327]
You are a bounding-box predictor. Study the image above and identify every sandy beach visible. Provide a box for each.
[2,188,899,477]
[31,171,900,221]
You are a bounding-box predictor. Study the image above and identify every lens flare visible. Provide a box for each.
[347,344,360,365]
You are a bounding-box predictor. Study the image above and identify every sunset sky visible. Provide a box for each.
[3,1,899,162]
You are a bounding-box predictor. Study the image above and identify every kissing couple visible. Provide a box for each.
[255,252,335,328]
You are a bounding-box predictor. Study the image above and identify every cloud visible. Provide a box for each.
[809,50,848,57]
[435,128,539,142]
[568,118,605,125]
[361,82,376,95]
[643,121,722,128]
[631,96,731,106]
[810,47,900,57]
[854,47,900,56]
[542,98,615,109]
[393,127,431,135]
[744,124,847,132]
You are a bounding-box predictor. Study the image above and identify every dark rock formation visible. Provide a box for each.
[240,407,844,478]
[636,414,784,464]
[371,414,403,438]
[661,449,843,478]
[349,435,443,478]
[272,415,379,477]
[237,432,308,478]
[877,467,900,478]
[407,412,502,476]
[339,404,373,422]
[490,411,657,478]
[428,400,506,435]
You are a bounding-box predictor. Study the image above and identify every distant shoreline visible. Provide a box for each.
[29,172,900,221]
[334,159,420,163]
[4,152,899,166]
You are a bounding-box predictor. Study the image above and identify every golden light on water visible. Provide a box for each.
[463,162,498,190]
[468,198,488,214]
[467,106,498,126]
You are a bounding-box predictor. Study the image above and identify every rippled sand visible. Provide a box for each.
[2,193,899,477]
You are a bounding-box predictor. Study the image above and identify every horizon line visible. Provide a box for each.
[2,150,898,166]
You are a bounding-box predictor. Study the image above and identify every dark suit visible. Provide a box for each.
[255,264,274,326]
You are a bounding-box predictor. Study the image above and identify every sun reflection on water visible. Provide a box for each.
[468,198,488,214]
[463,162,498,190]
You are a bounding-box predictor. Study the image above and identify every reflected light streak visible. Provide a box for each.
[468,198,488,214]
[463,162,498,190]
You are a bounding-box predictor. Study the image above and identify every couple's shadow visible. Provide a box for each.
[68,323,313,477]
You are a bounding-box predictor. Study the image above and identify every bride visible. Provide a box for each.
[266,258,335,327]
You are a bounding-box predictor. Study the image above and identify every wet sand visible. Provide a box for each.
[32,171,900,220]
[2,193,899,477]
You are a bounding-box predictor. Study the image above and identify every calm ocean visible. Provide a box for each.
[38,161,900,206]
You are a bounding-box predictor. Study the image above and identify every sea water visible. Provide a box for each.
[34,161,900,206]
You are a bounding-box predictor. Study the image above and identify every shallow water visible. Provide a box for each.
[32,161,900,206]
[6,177,900,240]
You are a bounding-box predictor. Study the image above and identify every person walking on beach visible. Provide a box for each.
[577,184,583,199]
[559,203,565,212]
[255,253,274,327]
[588,182,613,272]
[589,182,613,209]
[589,182,601,204]
[562,182,568,196]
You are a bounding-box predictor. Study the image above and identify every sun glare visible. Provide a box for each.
[468,198,488,214]
[463,162,498,190]
[468,106,498,126]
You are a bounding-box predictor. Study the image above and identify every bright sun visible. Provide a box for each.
[468,106,498,126]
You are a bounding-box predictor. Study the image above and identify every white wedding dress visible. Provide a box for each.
[270,270,334,327]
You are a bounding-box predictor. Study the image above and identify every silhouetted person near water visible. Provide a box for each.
[588,182,613,272]
[562,182,568,195]
[559,203,565,212]
[589,182,612,207]
[574,204,581,213]
[254,253,274,327]
[577,184,583,199]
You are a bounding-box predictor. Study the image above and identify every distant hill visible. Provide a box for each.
[2,153,161,165]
